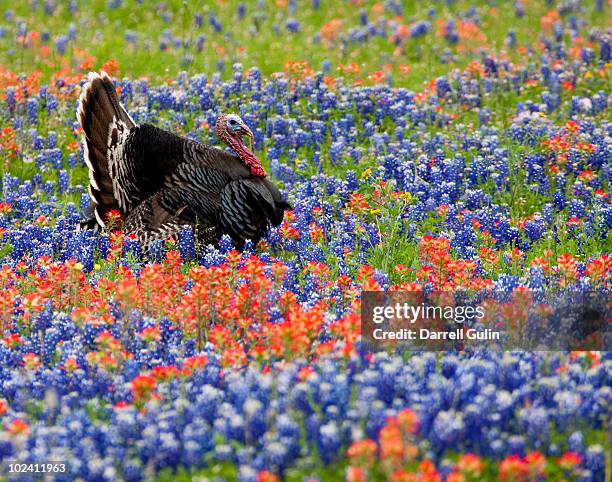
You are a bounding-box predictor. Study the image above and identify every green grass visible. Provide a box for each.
[2,1,607,85]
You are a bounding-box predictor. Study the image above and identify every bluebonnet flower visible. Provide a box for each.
[286,19,300,33]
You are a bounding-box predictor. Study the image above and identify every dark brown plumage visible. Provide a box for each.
[77,71,289,253]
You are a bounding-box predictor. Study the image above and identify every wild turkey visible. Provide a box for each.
[77,71,289,252]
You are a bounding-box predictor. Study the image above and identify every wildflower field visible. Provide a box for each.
[0,0,611,481]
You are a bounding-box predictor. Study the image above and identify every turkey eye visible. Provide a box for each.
[229,120,236,125]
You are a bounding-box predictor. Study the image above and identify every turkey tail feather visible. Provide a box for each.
[77,71,135,227]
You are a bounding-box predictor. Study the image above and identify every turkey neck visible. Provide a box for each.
[225,135,266,178]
